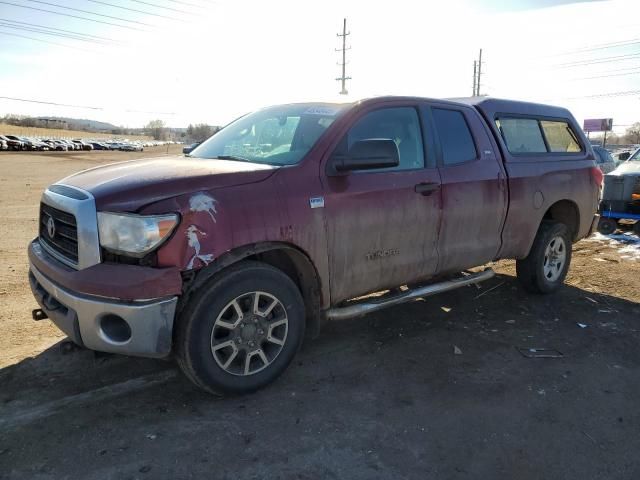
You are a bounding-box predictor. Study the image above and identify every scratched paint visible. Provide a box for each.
[189,192,218,223]
[185,225,215,270]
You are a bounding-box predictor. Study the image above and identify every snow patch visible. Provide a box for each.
[586,231,640,260]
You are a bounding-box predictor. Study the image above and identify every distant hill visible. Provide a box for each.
[35,116,118,132]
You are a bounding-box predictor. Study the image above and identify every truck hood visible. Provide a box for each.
[611,161,640,175]
[59,155,278,211]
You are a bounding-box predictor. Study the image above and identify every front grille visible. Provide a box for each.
[39,203,79,264]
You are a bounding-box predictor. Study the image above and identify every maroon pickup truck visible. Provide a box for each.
[28,96,602,394]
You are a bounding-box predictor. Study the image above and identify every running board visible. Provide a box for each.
[326,268,495,321]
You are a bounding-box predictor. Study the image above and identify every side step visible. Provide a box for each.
[326,268,495,321]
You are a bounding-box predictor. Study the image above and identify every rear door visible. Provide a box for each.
[423,102,508,274]
[322,103,442,303]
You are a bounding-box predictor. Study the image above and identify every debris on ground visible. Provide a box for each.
[474,282,505,299]
[453,345,463,355]
[577,323,588,328]
[517,347,564,359]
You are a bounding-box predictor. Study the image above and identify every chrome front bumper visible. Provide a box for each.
[29,260,178,358]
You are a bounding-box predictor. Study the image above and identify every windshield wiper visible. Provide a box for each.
[215,155,253,163]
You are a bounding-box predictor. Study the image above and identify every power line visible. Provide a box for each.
[0,18,120,42]
[545,38,640,57]
[572,89,640,99]
[24,0,153,26]
[0,96,179,116]
[0,1,145,31]
[0,30,96,52]
[131,0,195,15]
[86,0,184,21]
[573,69,640,80]
[0,96,103,110]
[0,22,118,45]
[555,52,640,68]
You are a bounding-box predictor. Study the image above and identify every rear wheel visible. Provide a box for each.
[597,217,618,235]
[516,221,572,294]
[175,261,305,395]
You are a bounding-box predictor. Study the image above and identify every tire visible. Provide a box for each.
[597,217,617,235]
[633,221,640,237]
[175,261,305,395]
[516,221,572,294]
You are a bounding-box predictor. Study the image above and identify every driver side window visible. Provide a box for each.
[346,107,425,171]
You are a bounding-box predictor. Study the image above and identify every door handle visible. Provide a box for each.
[414,182,440,196]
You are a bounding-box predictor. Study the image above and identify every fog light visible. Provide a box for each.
[99,314,132,343]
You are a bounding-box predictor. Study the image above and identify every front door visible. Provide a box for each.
[322,104,442,303]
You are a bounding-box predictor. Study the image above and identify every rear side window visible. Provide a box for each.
[496,118,547,153]
[496,117,583,155]
[432,108,477,165]
[540,120,581,152]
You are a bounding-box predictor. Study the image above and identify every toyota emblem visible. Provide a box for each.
[46,216,56,238]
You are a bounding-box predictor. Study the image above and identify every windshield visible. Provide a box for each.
[628,148,640,161]
[189,104,345,165]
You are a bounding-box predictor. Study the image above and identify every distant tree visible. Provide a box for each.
[190,123,216,142]
[146,119,167,140]
[625,123,640,144]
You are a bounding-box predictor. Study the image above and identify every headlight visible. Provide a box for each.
[97,212,179,257]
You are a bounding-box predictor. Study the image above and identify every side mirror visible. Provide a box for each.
[329,138,400,174]
[618,151,630,161]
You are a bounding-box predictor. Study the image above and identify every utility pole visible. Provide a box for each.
[335,18,351,95]
[477,48,483,96]
[472,60,477,96]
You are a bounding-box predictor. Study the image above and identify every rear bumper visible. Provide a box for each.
[28,239,181,357]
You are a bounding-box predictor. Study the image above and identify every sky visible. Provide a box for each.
[1,0,639,132]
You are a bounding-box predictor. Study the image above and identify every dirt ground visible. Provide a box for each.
[1,150,639,479]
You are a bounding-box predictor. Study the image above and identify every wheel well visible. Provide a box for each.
[180,243,324,340]
[543,200,580,240]
[249,249,323,339]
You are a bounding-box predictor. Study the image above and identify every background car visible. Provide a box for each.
[43,139,67,151]
[119,143,143,152]
[593,146,617,174]
[4,135,26,150]
[72,140,93,151]
[183,142,201,154]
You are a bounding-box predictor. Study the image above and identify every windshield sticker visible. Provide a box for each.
[304,106,340,116]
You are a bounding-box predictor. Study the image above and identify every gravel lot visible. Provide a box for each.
[1,150,639,480]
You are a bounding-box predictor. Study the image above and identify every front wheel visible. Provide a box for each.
[516,221,572,294]
[175,261,305,395]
